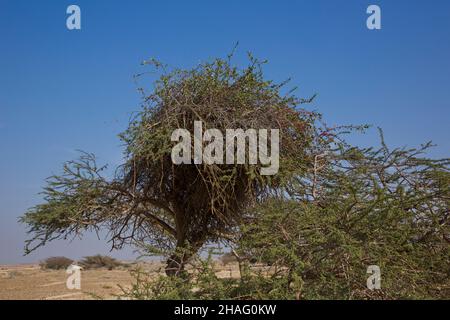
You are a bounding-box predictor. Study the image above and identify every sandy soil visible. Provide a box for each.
[0,262,241,300]
[0,263,152,300]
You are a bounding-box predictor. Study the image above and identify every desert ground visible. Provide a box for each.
[0,262,241,300]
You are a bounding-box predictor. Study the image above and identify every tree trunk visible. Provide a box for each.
[165,253,185,276]
[165,209,190,276]
[164,208,205,276]
[164,243,201,276]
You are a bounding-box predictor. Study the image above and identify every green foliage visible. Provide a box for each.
[79,255,124,270]
[236,137,450,299]
[122,253,275,300]
[39,256,74,270]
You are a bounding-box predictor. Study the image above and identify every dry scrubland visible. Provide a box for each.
[0,261,241,300]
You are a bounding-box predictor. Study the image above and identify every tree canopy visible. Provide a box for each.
[20,54,318,275]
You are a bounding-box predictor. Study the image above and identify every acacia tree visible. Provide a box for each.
[20,54,317,275]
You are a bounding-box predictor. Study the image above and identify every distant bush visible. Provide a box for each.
[79,255,123,270]
[40,256,73,270]
[220,252,237,265]
[7,271,22,279]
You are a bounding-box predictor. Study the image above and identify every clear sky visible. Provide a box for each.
[1,0,449,264]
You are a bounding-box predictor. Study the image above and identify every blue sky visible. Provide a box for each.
[0,0,449,264]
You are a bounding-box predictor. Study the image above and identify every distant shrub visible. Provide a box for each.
[79,255,123,270]
[7,271,22,279]
[40,256,73,270]
[220,252,237,265]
